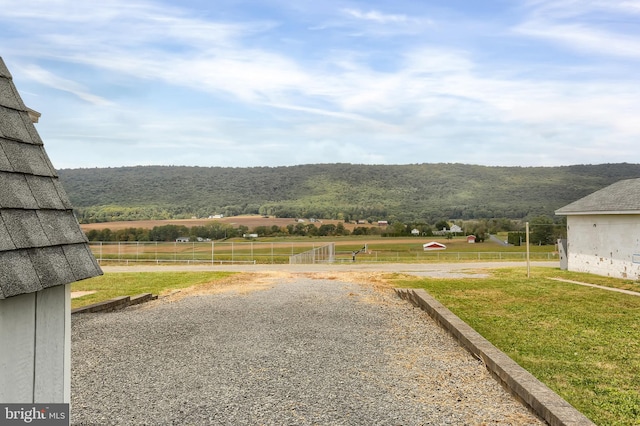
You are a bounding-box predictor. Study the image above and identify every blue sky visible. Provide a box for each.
[1,0,639,169]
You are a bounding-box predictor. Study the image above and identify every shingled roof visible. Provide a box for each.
[0,57,102,299]
[555,178,640,216]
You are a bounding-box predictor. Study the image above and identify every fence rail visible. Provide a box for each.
[289,243,335,264]
[88,241,558,265]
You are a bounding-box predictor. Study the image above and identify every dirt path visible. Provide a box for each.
[71,271,545,425]
[101,260,558,275]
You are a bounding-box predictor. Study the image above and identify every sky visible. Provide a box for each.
[1,0,639,169]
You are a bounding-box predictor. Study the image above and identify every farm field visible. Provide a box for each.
[89,236,557,265]
[80,215,365,232]
[81,216,557,264]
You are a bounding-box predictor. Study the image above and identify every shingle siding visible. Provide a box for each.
[0,57,102,300]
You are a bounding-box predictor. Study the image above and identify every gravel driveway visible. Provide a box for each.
[71,273,544,425]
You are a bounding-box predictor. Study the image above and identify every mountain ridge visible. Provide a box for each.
[57,162,640,223]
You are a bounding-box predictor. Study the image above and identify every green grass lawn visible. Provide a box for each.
[391,267,640,426]
[70,271,236,309]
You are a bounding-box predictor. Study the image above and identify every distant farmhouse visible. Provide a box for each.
[449,224,462,234]
[556,178,640,280]
[434,224,462,236]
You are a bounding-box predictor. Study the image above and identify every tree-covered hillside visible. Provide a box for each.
[58,163,640,223]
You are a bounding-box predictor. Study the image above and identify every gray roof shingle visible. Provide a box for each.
[1,138,55,175]
[0,250,43,298]
[36,210,88,246]
[26,175,66,209]
[555,178,640,215]
[0,215,16,251]
[0,172,39,209]
[0,57,102,299]
[1,209,51,249]
[0,77,26,111]
[28,246,77,290]
[62,244,103,281]
[0,107,37,143]
[0,60,11,79]
[0,140,13,171]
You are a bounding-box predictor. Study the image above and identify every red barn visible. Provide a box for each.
[423,242,446,251]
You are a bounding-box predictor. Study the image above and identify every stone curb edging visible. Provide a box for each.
[71,293,158,314]
[395,288,595,426]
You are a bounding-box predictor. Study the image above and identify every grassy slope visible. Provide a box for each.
[392,268,640,425]
[71,271,235,309]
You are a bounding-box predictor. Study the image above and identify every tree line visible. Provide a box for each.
[85,216,565,244]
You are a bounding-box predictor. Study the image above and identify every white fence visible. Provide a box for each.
[90,241,332,265]
[289,243,335,264]
[88,241,558,265]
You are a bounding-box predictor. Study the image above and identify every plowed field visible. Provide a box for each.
[80,215,368,232]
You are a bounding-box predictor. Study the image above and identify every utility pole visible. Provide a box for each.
[526,222,530,278]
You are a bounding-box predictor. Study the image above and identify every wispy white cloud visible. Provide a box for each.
[20,65,113,106]
[342,9,412,24]
[523,0,640,17]
[516,0,640,58]
[309,6,433,37]
[516,21,640,59]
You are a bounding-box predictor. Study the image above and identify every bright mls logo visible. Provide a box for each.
[0,404,68,426]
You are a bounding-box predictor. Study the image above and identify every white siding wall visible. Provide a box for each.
[0,284,71,403]
[567,214,640,279]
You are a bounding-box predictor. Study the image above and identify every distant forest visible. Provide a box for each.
[58,162,640,224]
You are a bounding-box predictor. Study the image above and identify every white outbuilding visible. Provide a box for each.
[555,178,640,280]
